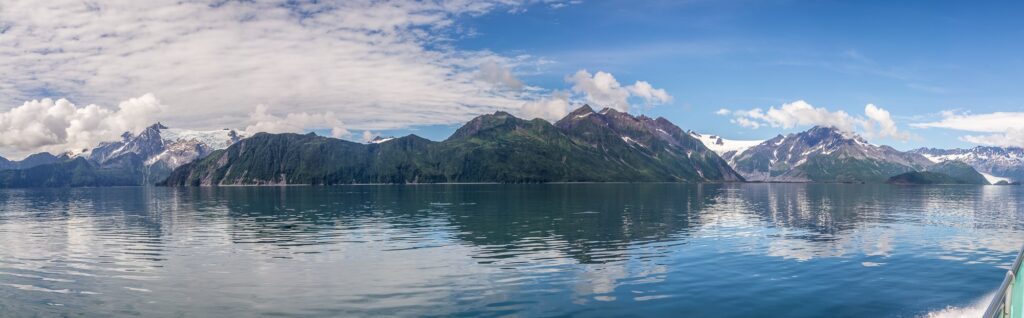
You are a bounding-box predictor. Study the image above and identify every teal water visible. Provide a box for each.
[0,184,1021,317]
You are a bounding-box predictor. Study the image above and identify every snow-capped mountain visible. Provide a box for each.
[72,123,242,184]
[0,123,244,187]
[725,126,933,182]
[145,127,241,168]
[910,146,1024,182]
[85,123,241,169]
[687,131,762,158]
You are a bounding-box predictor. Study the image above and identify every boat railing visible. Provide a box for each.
[984,245,1024,318]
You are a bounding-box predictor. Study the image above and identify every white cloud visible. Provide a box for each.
[0,0,554,136]
[520,91,570,122]
[627,80,673,105]
[913,111,1024,147]
[912,112,1024,133]
[721,100,913,141]
[731,117,762,129]
[0,94,166,159]
[567,70,632,111]
[729,100,859,132]
[566,70,673,112]
[961,129,1024,147]
[361,130,379,143]
[478,61,524,90]
[243,105,349,139]
[863,103,911,140]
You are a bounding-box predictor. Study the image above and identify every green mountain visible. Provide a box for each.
[0,152,64,170]
[924,161,990,185]
[886,161,990,185]
[161,106,744,186]
[0,157,143,188]
[887,171,965,185]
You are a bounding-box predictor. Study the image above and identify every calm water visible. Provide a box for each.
[0,184,1022,317]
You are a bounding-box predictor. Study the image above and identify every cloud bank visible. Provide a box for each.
[244,105,350,139]
[0,0,682,156]
[0,0,565,135]
[913,112,1024,147]
[719,100,912,140]
[0,94,166,158]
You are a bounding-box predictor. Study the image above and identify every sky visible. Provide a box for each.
[1,0,1023,158]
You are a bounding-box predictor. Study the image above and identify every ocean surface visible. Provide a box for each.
[0,184,1021,317]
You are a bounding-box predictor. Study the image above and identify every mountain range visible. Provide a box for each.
[0,152,65,170]
[910,146,1024,183]
[1,105,1021,187]
[161,106,743,185]
[0,124,241,187]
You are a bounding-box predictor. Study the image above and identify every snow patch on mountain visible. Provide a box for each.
[145,128,242,169]
[980,172,1010,184]
[724,126,932,182]
[688,132,762,157]
[162,128,239,150]
[369,136,395,144]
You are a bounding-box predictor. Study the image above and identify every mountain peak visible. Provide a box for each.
[448,111,531,140]
[598,107,618,115]
[564,105,595,118]
[806,125,843,135]
[727,125,930,182]
[799,125,868,146]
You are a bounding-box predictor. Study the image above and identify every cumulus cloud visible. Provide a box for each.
[567,70,632,111]
[566,70,673,112]
[244,105,349,139]
[722,100,859,131]
[0,0,563,134]
[627,81,673,105]
[913,111,1024,147]
[863,103,912,140]
[0,94,166,159]
[520,91,571,122]
[719,100,912,140]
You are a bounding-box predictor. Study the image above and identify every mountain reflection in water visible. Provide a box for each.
[0,184,1021,317]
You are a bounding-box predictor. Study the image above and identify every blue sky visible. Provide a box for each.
[2,0,1024,157]
[444,0,1023,149]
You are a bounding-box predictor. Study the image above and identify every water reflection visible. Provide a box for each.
[0,184,1022,317]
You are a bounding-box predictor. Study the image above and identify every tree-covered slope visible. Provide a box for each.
[0,157,143,188]
[887,171,972,185]
[886,161,991,185]
[924,161,990,185]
